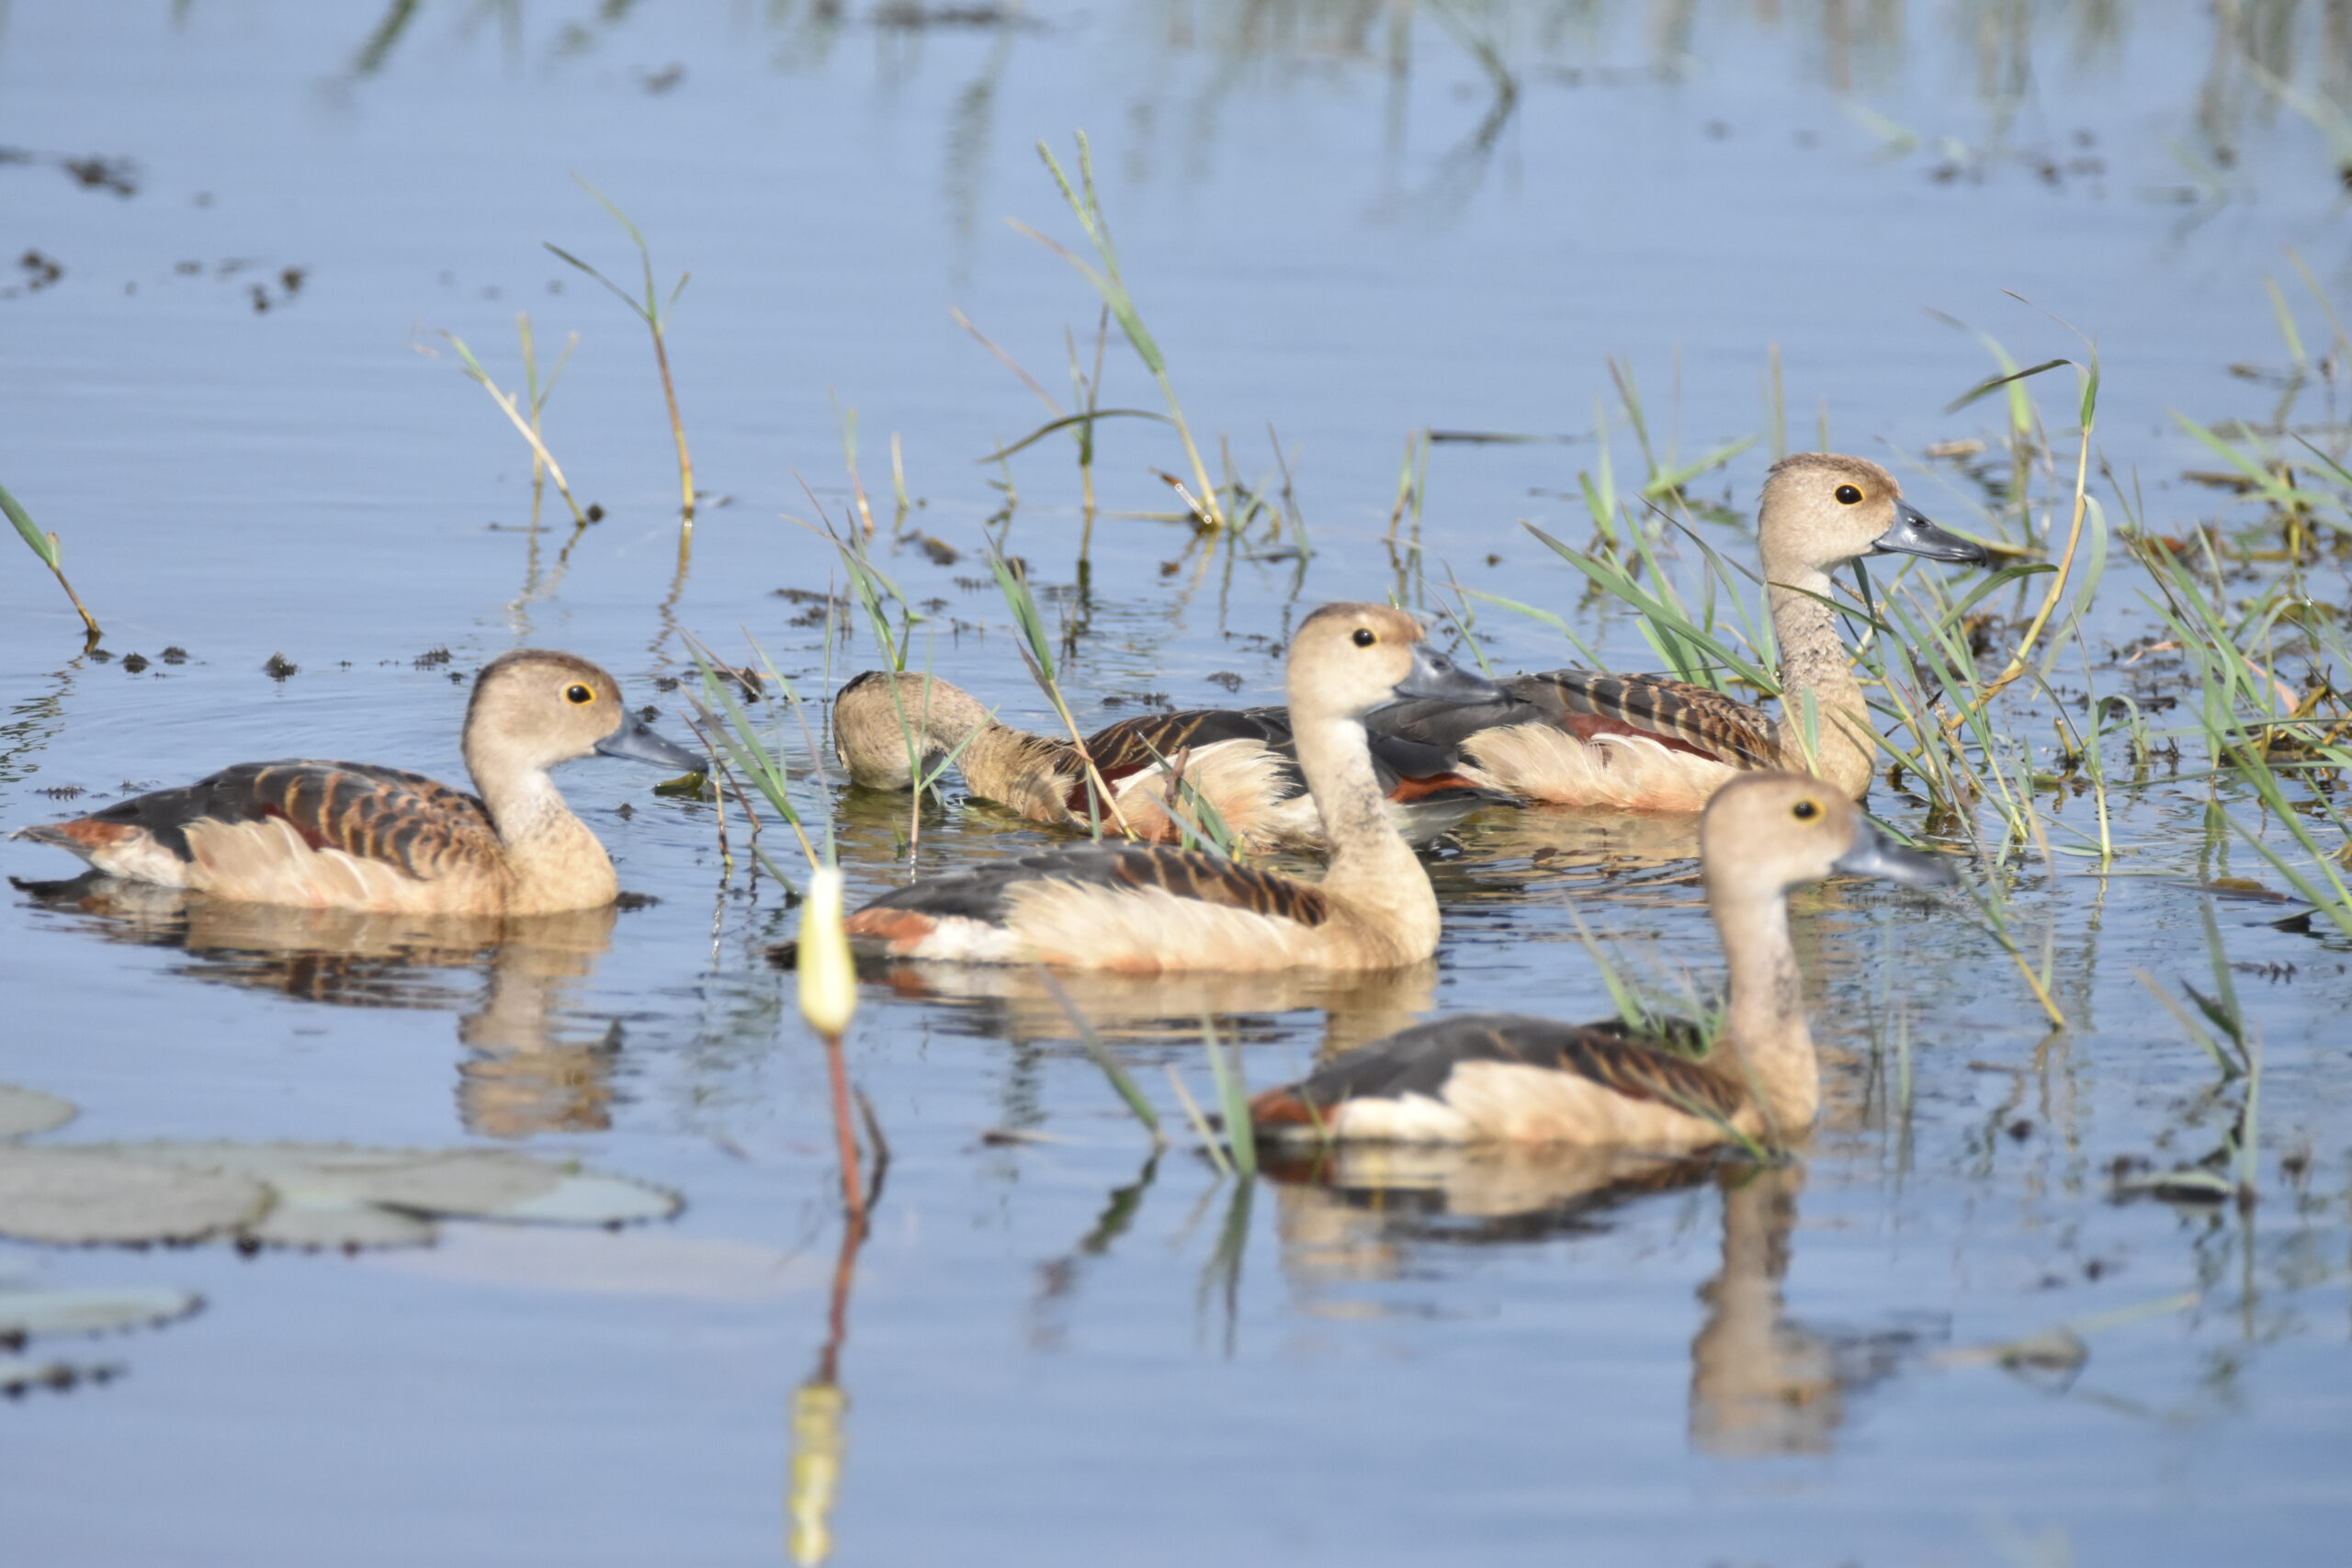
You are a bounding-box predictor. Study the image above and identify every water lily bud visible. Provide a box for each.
[797,866,857,1041]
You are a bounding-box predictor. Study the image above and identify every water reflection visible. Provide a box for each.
[785,1088,889,1565]
[861,954,1438,1058]
[1443,804,1703,903]
[1270,1152,1916,1457]
[320,0,2352,195]
[13,875,623,1138]
[1690,1166,1871,1457]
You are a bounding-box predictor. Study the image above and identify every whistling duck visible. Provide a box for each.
[804,604,1505,972]
[13,649,700,915]
[1374,454,1987,808]
[831,671,1501,850]
[1248,772,1954,1145]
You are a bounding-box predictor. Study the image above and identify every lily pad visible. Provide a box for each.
[0,1086,75,1141]
[0,1149,270,1245]
[0,1285,202,1340]
[0,1142,679,1250]
[493,1169,684,1227]
[87,1143,683,1249]
[244,1201,437,1252]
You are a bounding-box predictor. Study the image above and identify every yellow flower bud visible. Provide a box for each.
[797,866,857,1041]
[786,1380,846,1565]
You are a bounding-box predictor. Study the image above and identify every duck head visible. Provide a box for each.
[1285,603,1507,723]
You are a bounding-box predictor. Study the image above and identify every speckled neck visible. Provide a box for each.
[469,759,615,914]
[1763,563,1874,797]
[1711,887,1819,1136]
[958,722,1079,820]
[1294,711,1435,960]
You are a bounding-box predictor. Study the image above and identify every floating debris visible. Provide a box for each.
[17,249,63,291]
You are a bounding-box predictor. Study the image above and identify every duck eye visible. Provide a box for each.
[564,683,596,705]
[1792,799,1820,820]
[1351,627,1377,648]
[1835,484,1863,505]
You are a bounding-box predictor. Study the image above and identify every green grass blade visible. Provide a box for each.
[1200,1015,1256,1179]
[1,479,60,570]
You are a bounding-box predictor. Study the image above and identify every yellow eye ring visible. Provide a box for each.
[1792,799,1820,820]
[1352,627,1377,648]
[564,683,596,705]
[1834,484,1863,505]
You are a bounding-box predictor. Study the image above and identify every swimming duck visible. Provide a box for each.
[808,604,1506,972]
[1248,771,1953,1145]
[1373,454,1987,809]
[831,671,1500,851]
[13,649,700,916]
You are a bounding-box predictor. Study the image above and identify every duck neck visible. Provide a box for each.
[936,713,1023,794]
[1765,564,1873,796]
[468,748,614,910]
[1294,710,1435,953]
[1710,884,1819,1134]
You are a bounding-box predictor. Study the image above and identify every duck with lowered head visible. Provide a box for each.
[831,670,1502,852]
[792,604,1506,973]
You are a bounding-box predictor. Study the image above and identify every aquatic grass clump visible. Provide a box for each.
[985,547,1136,839]
[546,177,696,556]
[684,633,824,892]
[1462,338,2108,1024]
[2,479,101,643]
[1012,132,1221,528]
[961,303,1142,543]
[436,316,589,529]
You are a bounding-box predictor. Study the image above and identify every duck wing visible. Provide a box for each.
[25,761,503,884]
[1374,670,1780,772]
[1083,707,1289,780]
[851,841,1330,930]
[1087,706,1500,811]
[1250,1011,1744,1127]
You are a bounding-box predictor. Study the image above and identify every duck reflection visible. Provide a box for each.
[14,873,622,1138]
[858,956,1438,1060]
[1687,1166,1852,1457]
[1460,802,1701,863]
[1267,1153,1901,1457]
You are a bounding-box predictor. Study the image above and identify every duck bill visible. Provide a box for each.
[1831,815,1957,888]
[594,712,705,772]
[1387,642,1509,705]
[1871,502,1989,566]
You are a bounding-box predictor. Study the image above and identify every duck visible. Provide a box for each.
[1373,454,1988,809]
[831,671,1501,851]
[801,604,1506,972]
[1247,771,1954,1146]
[12,649,701,916]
